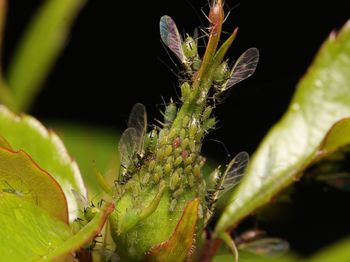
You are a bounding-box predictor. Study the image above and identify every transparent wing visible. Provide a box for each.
[221,47,259,92]
[160,15,186,63]
[238,238,289,258]
[217,151,249,199]
[118,127,138,169]
[72,189,88,209]
[127,103,147,152]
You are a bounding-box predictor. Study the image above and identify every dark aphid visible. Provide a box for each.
[205,152,249,223]
[118,103,148,184]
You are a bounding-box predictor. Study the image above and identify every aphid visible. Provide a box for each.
[172,137,181,148]
[163,100,177,128]
[205,152,249,222]
[235,230,289,258]
[160,15,201,76]
[72,189,102,222]
[143,128,158,153]
[2,181,25,197]
[118,103,148,184]
[215,48,259,94]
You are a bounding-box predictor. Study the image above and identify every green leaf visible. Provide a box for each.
[0,106,86,221]
[0,193,114,261]
[146,198,200,262]
[7,0,86,112]
[0,147,68,223]
[216,20,350,233]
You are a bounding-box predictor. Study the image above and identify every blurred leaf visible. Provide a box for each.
[50,122,120,194]
[7,0,86,112]
[0,147,68,222]
[0,193,114,261]
[216,20,350,233]
[146,198,199,262]
[0,105,86,221]
[307,237,350,262]
[0,0,16,110]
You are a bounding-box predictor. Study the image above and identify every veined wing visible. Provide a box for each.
[160,15,186,63]
[220,47,259,92]
[127,103,147,153]
[238,238,289,258]
[72,189,89,210]
[118,127,138,169]
[217,151,249,199]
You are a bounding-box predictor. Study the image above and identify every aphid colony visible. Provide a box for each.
[113,14,259,218]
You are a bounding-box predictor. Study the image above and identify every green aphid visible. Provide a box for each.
[213,61,230,84]
[180,82,191,102]
[188,174,195,187]
[164,101,177,128]
[174,147,183,157]
[174,156,183,166]
[173,187,184,198]
[202,106,213,122]
[181,138,190,150]
[72,189,101,223]
[158,129,169,145]
[143,128,158,153]
[179,128,186,140]
[202,118,216,133]
[169,198,177,212]
[169,172,181,191]
[184,165,192,175]
[148,160,156,172]
[182,115,190,128]
[168,128,178,140]
[184,153,196,166]
[164,163,173,174]
[182,35,198,59]
[142,173,151,185]
[182,36,201,71]
[189,140,196,152]
[163,145,173,157]
[193,164,201,177]
[153,166,164,183]
[189,119,199,139]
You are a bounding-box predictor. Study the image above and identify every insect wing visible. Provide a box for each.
[239,238,289,258]
[118,127,138,169]
[221,47,259,92]
[72,189,89,210]
[217,151,249,199]
[160,15,186,63]
[128,103,147,152]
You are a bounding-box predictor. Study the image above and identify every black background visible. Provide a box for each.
[4,0,350,257]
